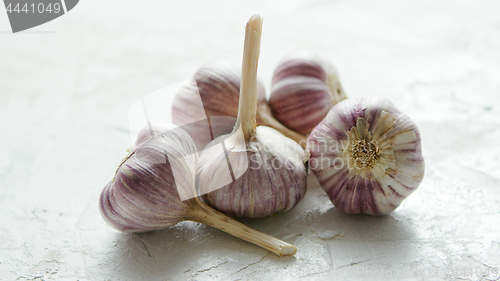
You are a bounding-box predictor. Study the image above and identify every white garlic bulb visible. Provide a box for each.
[269,52,346,135]
[198,15,308,218]
[307,96,425,215]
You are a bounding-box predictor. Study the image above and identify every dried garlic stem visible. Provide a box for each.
[237,15,307,147]
[187,198,296,256]
[236,14,262,140]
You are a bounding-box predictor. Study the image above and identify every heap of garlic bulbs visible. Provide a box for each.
[100,13,427,261]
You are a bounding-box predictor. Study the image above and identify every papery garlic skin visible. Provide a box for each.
[269,52,347,135]
[307,96,425,215]
[199,126,308,218]
[99,123,198,233]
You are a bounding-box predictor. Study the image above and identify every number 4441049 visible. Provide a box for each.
[5,2,62,14]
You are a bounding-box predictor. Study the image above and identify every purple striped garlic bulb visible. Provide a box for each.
[307,96,425,215]
[99,121,297,256]
[198,15,308,218]
[172,62,306,149]
[269,52,347,136]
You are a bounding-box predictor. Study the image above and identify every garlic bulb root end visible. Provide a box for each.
[307,96,425,215]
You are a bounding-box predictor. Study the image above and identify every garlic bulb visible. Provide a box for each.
[171,62,264,150]
[172,60,307,149]
[269,52,347,135]
[99,122,297,256]
[307,96,425,215]
[198,15,308,218]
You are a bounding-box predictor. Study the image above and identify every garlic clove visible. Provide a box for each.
[198,15,308,218]
[307,96,425,215]
[269,52,347,135]
[100,121,297,256]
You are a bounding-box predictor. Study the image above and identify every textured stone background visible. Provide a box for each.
[1,0,499,280]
